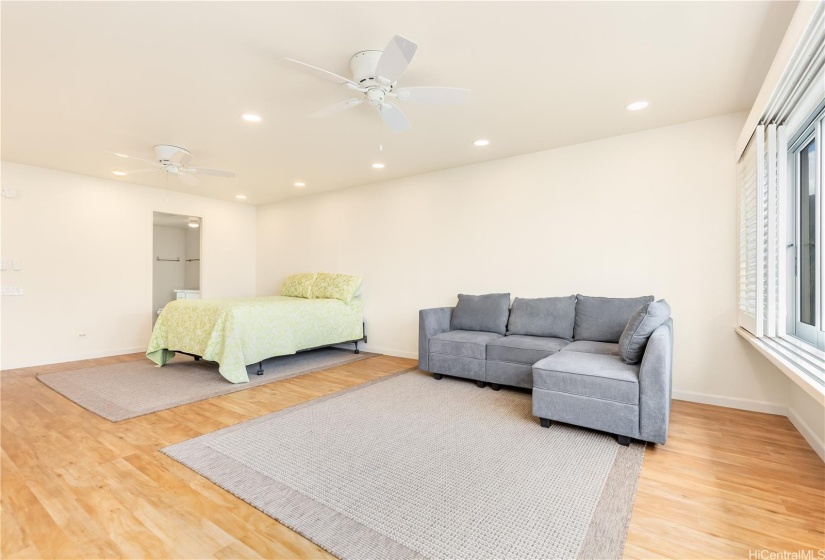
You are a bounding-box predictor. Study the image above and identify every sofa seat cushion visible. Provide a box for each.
[486,335,569,365]
[429,330,503,359]
[560,341,620,356]
[532,352,640,405]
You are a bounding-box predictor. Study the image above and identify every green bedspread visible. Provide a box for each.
[147,296,364,383]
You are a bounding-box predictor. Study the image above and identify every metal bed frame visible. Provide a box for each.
[175,321,368,376]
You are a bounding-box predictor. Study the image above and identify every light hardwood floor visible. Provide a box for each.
[2,353,823,559]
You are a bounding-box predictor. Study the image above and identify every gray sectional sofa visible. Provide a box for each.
[419,293,673,445]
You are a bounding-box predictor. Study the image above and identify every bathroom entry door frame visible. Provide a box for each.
[149,211,204,331]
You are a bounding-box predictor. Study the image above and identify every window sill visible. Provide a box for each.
[736,326,825,405]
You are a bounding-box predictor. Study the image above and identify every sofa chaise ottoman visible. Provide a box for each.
[419,293,673,445]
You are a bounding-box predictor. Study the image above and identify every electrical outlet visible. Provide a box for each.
[77,333,87,339]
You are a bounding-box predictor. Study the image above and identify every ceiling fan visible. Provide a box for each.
[113,145,235,186]
[283,35,470,132]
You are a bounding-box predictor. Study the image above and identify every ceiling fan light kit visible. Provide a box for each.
[283,34,471,133]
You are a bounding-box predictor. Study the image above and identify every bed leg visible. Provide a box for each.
[354,340,360,355]
[256,361,264,375]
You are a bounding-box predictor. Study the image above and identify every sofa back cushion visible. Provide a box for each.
[506,296,576,340]
[618,300,671,364]
[574,294,654,343]
[450,293,511,335]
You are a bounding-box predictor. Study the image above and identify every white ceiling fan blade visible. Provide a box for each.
[282,58,358,88]
[124,168,160,175]
[186,167,235,178]
[171,150,192,166]
[310,98,364,119]
[178,172,201,186]
[395,87,470,105]
[375,35,417,83]
[110,152,160,167]
[378,102,411,132]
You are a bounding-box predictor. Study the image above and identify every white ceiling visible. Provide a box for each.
[1,1,796,205]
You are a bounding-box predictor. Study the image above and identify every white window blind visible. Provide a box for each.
[739,125,784,337]
[765,124,780,337]
[738,126,764,335]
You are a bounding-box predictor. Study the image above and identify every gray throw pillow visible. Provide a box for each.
[618,300,671,364]
[450,293,511,335]
[507,296,576,340]
[573,294,655,342]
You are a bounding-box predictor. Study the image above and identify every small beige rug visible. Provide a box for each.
[164,370,645,560]
[38,348,377,422]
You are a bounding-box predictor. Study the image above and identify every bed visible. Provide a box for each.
[146,295,365,383]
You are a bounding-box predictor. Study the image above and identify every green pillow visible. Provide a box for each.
[280,273,317,299]
[312,273,364,304]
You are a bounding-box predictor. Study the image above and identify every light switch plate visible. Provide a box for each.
[0,260,6,271]
[11,260,20,271]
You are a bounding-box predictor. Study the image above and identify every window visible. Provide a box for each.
[735,2,825,396]
[787,106,825,349]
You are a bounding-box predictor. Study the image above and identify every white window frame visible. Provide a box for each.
[783,99,825,353]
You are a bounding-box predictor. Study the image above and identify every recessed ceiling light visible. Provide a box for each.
[293,181,306,188]
[236,194,247,200]
[472,139,490,147]
[242,113,262,122]
[625,101,649,111]
[112,170,127,176]
[372,163,385,169]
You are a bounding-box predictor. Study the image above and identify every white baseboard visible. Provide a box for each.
[10,343,822,462]
[672,389,787,415]
[76,346,147,361]
[1,346,146,371]
[363,346,418,360]
[675,389,824,463]
[331,344,417,360]
[787,406,825,462]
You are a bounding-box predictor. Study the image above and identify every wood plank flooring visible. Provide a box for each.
[2,353,823,559]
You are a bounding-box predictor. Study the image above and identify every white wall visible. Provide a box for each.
[788,384,825,460]
[257,112,793,411]
[152,225,185,323]
[0,162,256,369]
[184,227,201,290]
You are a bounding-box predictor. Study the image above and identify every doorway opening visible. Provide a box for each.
[152,212,201,325]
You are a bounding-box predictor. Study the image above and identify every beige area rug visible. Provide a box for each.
[164,370,645,560]
[37,348,377,422]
